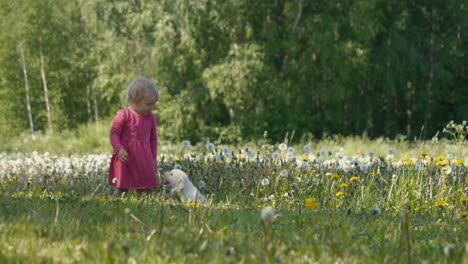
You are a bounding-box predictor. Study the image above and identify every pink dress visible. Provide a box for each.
[108,108,159,189]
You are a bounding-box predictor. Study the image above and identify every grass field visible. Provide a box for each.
[1,124,467,263]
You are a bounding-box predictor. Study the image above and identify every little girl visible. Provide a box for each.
[108,78,160,196]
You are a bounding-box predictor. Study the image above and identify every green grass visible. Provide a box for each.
[0,121,467,263]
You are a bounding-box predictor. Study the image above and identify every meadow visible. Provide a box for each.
[0,122,467,263]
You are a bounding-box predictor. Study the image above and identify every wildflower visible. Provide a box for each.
[261,178,270,186]
[443,244,456,256]
[441,166,452,174]
[278,143,288,151]
[8,178,14,183]
[455,160,463,165]
[271,152,280,159]
[420,151,429,157]
[405,160,414,166]
[112,178,118,184]
[368,151,376,158]
[414,207,419,212]
[435,201,445,207]
[424,201,429,205]
[205,143,216,152]
[339,183,349,188]
[407,183,413,188]
[458,211,468,217]
[247,148,257,158]
[336,191,344,197]
[350,176,359,182]
[459,198,468,203]
[198,181,206,189]
[287,147,295,154]
[173,157,180,162]
[303,145,311,152]
[260,207,277,223]
[437,156,445,161]
[279,169,288,177]
[181,140,191,148]
[369,207,382,215]
[99,198,106,203]
[330,173,340,180]
[301,157,309,161]
[319,150,328,159]
[388,148,396,155]
[305,197,319,210]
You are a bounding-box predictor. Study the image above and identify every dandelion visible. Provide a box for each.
[455,160,462,165]
[319,150,328,159]
[305,197,319,210]
[420,151,429,157]
[261,178,270,186]
[443,244,456,256]
[222,147,231,154]
[441,166,452,175]
[459,198,468,203]
[198,180,206,189]
[278,143,287,151]
[260,207,277,223]
[271,152,280,159]
[173,157,180,162]
[287,147,295,154]
[330,173,340,180]
[368,151,376,158]
[279,169,288,177]
[181,140,191,148]
[458,211,468,217]
[359,164,370,172]
[205,143,216,152]
[247,148,257,158]
[301,157,308,161]
[336,191,344,197]
[388,148,396,155]
[285,152,295,160]
[173,164,182,170]
[303,145,311,152]
[435,201,445,207]
[350,176,359,182]
[339,183,349,188]
[407,183,413,188]
[405,160,414,166]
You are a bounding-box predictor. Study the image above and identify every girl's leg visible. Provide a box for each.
[114,188,128,197]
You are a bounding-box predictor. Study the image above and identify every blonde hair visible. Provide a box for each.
[127,78,159,103]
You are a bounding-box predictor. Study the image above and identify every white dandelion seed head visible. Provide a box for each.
[443,244,456,256]
[222,147,231,154]
[271,152,280,159]
[319,150,328,159]
[464,158,468,167]
[198,180,206,189]
[300,162,310,170]
[112,178,118,184]
[268,194,275,201]
[442,166,452,175]
[247,148,257,158]
[260,207,276,223]
[205,143,216,152]
[279,143,288,151]
[286,152,295,160]
[261,178,270,186]
[359,164,369,172]
[181,140,191,148]
[173,164,182,170]
[368,151,376,158]
[369,207,382,215]
[388,148,396,155]
[287,147,295,154]
[280,169,289,177]
[307,154,316,162]
[303,145,311,152]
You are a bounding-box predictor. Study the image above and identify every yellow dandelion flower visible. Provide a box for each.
[442,189,448,193]
[336,191,344,197]
[271,171,276,175]
[310,169,316,173]
[437,156,445,161]
[305,197,319,210]
[424,201,429,205]
[458,211,468,217]
[339,183,349,188]
[350,176,359,182]
[368,172,374,176]
[301,157,309,161]
[407,183,413,188]
[436,160,448,166]
[173,157,180,161]
[459,198,468,203]
[455,160,463,165]
[330,173,340,180]
[405,160,414,166]
[420,151,429,157]
[214,161,222,165]
[414,207,420,212]
[99,198,106,203]
[435,201,445,206]
[8,178,14,183]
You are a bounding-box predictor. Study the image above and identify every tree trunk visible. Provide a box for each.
[39,40,53,131]
[424,0,437,136]
[19,43,35,139]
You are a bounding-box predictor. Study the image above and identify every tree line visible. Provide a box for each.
[0,0,466,144]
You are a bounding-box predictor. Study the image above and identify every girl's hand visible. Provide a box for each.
[117,149,129,163]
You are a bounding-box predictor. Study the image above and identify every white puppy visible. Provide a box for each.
[162,169,206,203]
